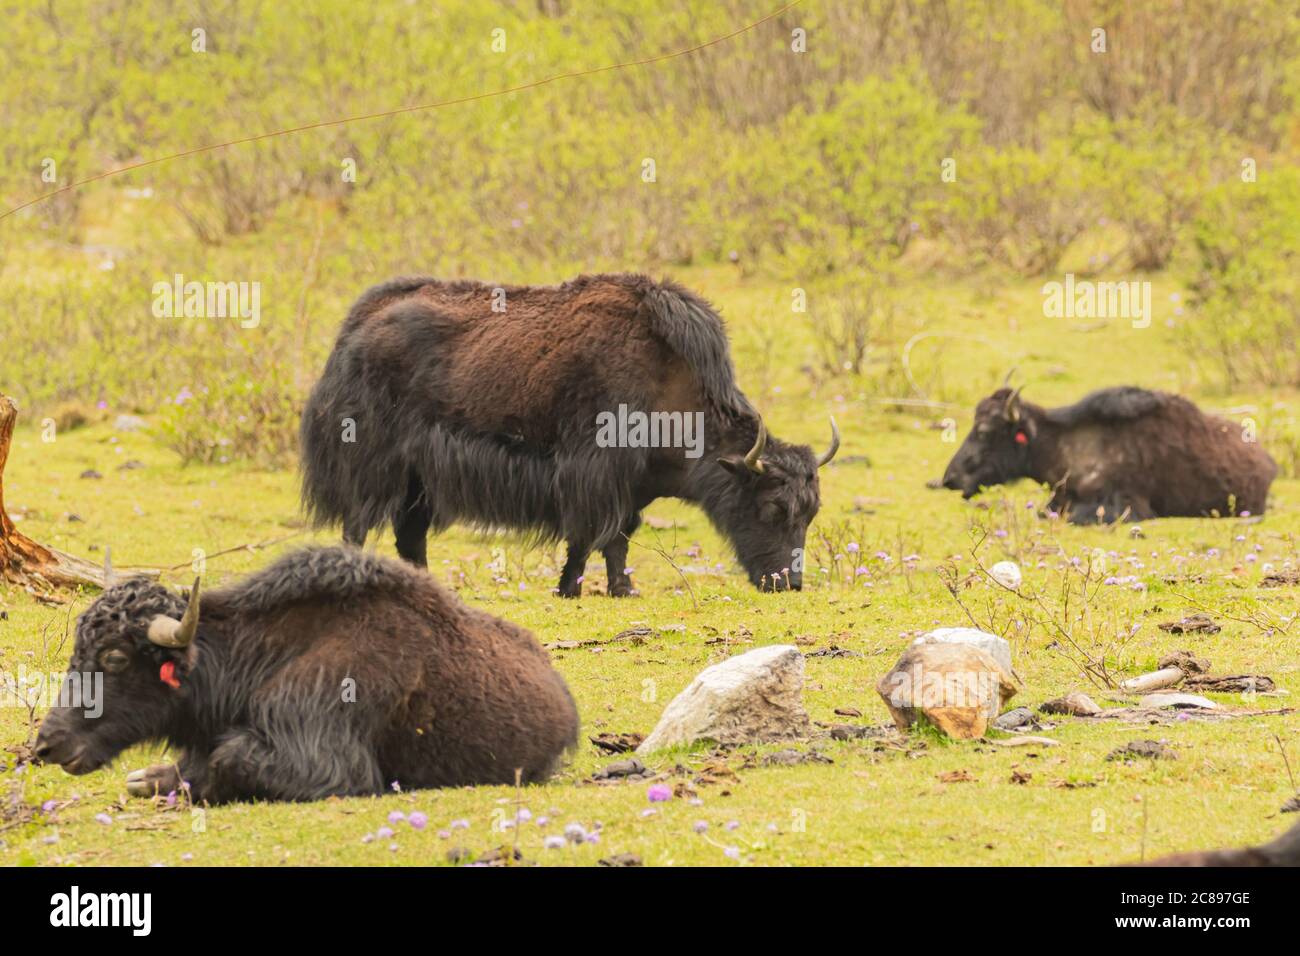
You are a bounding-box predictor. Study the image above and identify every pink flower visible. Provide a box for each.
[647,784,672,802]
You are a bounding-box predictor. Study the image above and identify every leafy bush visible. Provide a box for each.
[154,365,301,468]
[939,136,1102,275]
[1178,169,1300,389]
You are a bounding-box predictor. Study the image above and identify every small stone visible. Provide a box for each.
[1107,739,1176,761]
[113,414,147,432]
[989,561,1022,590]
[1039,692,1102,717]
[1138,692,1218,710]
[992,707,1037,731]
[1157,614,1221,635]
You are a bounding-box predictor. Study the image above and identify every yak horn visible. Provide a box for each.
[817,417,841,468]
[103,547,119,589]
[1003,387,1024,422]
[744,420,767,474]
[1002,366,1018,388]
[147,577,202,648]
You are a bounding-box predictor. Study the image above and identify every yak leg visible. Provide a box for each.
[602,513,642,597]
[557,541,590,598]
[127,752,209,801]
[125,763,183,798]
[393,473,432,568]
[202,727,382,804]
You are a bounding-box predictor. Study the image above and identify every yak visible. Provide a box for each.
[34,546,578,804]
[940,385,1277,523]
[299,273,839,595]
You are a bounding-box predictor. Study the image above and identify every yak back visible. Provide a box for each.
[202,546,446,622]
[1042,386,1172,428]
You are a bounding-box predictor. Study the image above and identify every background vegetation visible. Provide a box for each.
[2,0,1300,866]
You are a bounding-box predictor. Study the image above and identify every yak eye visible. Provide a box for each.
[99,648,130,672]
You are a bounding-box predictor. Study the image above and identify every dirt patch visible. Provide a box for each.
[1158,613,1221,635]
[1107,739,1176,761]
[1261,570,1300,588]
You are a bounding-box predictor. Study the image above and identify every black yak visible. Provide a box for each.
[941,386,1277,523]
[300,274,839,595]
[34,547,578,803]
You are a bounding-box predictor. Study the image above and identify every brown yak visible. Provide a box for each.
[941,386,1276,523]
[300,274,839,595]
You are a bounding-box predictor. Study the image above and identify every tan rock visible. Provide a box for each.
[876,643,1019,740]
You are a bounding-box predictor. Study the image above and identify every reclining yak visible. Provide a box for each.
[34,547,578,803]
[300,274,839,595]
[941,386,1277,523]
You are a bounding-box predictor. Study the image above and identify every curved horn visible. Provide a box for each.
[147,577,202,648]
[1002,367,1018,388]
[103,547,118,589]
[743,420,767,474]
[1003,386,1024,422]
[817,416,840,468]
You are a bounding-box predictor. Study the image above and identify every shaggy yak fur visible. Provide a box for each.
[300,273,838,594]
[941,386,1277,523]
[34,547,578,803]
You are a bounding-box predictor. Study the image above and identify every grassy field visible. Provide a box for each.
[2,266,1297,866]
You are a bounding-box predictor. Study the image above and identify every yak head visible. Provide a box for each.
[711,416,839,591]
[942,387,1038,498]
[35,554,201,776]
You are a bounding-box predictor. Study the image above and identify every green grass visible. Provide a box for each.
[2,267,1298,867]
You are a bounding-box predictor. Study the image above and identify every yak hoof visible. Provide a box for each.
[608,581,636,598]
[126,764,183,798]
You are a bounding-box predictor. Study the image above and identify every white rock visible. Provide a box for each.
[637,645,810,753]
[1139,692,1219,710]
[113,414,147,432]
[989,561,1022,590]
[911,626,1013,676]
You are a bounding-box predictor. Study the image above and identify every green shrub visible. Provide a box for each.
[1178,169,1300,390]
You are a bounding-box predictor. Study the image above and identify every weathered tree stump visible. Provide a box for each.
[0,393,122,590]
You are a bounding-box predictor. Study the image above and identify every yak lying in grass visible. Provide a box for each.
[941,386,1277,523]
[34,547,578,803]
[300,273,839,595]
[1133,817,1300,866]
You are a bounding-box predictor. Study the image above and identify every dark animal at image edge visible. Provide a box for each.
[34,547,579,803]
[941,386,1277,523]
[300,273,839,595]
[1133,817,1300,866]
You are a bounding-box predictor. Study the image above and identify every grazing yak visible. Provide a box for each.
[941,386,1276,523]
[300,273,839,595]
[34,547,578,803]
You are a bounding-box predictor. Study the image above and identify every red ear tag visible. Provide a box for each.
[1015,431,1028,445]
[159,661,181,689]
